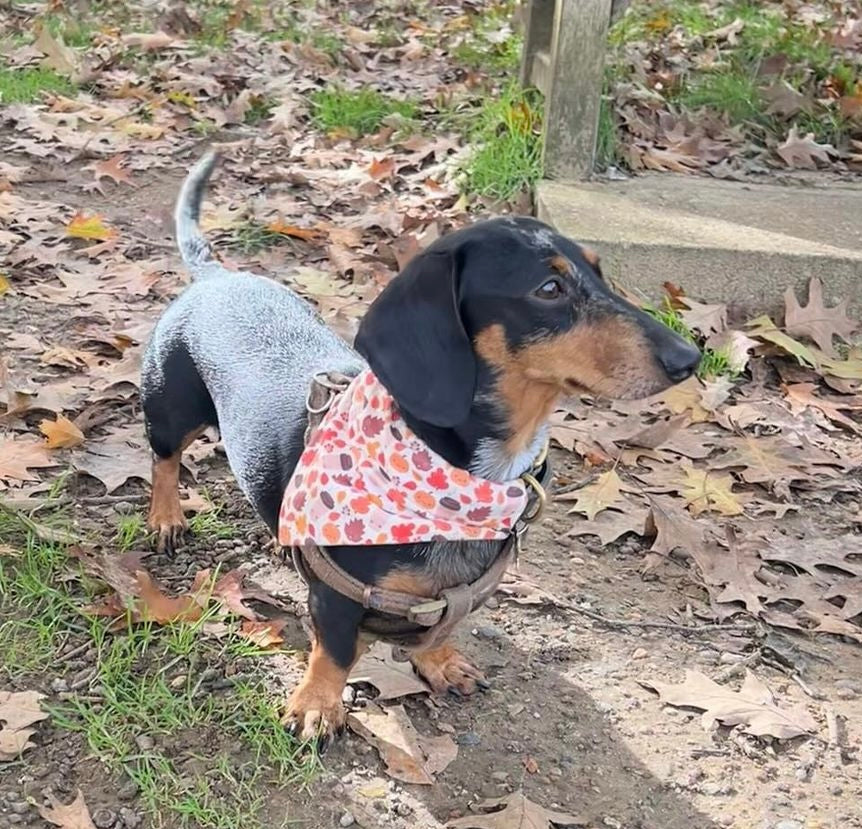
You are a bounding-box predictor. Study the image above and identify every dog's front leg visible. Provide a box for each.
[410,643,490,696]
[283,582,365,742]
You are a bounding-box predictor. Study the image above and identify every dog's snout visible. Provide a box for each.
[658,338,701,383]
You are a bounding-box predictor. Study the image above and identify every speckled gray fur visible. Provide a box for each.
[141,153,364,520]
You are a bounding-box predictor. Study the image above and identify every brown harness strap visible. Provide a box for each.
[289,371,547,656]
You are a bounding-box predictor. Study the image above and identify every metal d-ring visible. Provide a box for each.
[519,472,547,523]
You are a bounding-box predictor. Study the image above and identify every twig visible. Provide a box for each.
[57,641,91,664]
[715,652,760,683]
[791,672,824,701]
[568,604,758,635]
[1,494,148,512]
[823,704,847,765]
[690,747,730,758]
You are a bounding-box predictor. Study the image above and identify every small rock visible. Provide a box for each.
[474,626,503,640]
[50,678,69,693]
[169,675,188,689]
[395,802,412,817]
[455,732,481,747]
[835,687,856,700]
[134,735,155,751]
[113,501,135,515]
[92,807,117,828]
[835,678,858,693]
[117,781,139,801]
[342,686,356,705]
[774,821,803,829]
[719,652,744,665]
[632,648,648,660]
[7,815,23,825]
[490,771,508,782]
[339,812,356,827]
[9,802,29,815]
[830,785,843,796]
[119,807,142,829]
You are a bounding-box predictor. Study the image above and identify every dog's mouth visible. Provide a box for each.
[562,373,675,402]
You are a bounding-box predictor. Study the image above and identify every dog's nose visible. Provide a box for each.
[659,339,701,383]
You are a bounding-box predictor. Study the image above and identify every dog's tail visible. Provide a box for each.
[175,151,220,278]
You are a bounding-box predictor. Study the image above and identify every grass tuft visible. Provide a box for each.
[309,87,417,136]
[0,67,76,103]
[459,85,544,202]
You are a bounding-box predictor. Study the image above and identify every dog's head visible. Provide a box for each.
[355,217,700,441]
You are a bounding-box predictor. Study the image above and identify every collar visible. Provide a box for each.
[278,369,537,547]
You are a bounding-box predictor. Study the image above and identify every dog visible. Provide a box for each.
[142,153,700,740]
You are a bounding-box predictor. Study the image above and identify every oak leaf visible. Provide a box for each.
[747,315,818,368]
[88,156,133,186]
[784,277,857,357]
[678,297,727,335]
[347,704,456,785]
[0,437,57,482]
[135,570,203,624]
[676,464,744,516]
[567,504,650,546]
[711,435,812,485]
[349,642,431,700]
[39,414,85,449]
[38,791,97,829]
[447,792,585,828]
[642,670,817,740]
[0,690,49,761]
[776,127,834,169]
[782,382,862,433]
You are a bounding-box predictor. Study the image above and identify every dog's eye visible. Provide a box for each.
[534,278,564,300]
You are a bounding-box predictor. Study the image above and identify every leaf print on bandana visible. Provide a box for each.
[345,519,365,542]
[467,506,491,522]
[412,449,432,471]
[362,415,384,437]
[392,523,416,543]
[427,468,448,490]
[475,481,493,503]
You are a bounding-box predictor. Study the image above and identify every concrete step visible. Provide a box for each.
[536,175,862,316]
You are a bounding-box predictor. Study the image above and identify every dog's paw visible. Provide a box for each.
[410,644,490,696]
[281,682,346,743]
[147,511,187,554]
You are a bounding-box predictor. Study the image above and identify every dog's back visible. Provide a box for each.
[141,154,363,533]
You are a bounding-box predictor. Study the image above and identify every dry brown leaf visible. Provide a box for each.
[349,642,431,700]
[266,219,322,241]
[711,435,815,485]
[368,157,396,180]
[446,792,585,828]
[39,414,85,449]
[496,573,561,606]
[0,690,49,761]
[135,570,203,624]
[120,31,177,51]
[34,26,80,79]
[567,503,650,546]
[678,297,727,335]
[746,315,818,368]
[558,470,625,520]
[347,704,456,785]
[642,670,817,740]
[67,546,151,603]
[784,277,857,357]
[88,156,133,186]
[776,127,834,169]
[0,437,57,482]
[705,329,759,374]
[783,382,862,433]
[38,791,97,829]
[677,464,744,516]
[238,619,286,649]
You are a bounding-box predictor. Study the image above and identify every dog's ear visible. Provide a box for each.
[355,248,476,428]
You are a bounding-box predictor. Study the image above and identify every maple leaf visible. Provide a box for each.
[567,504,650,546]
[642,670,817,740]
[558,469,626,520]
[66,213,117,242]
[0,437,57,482]
[761,80,809,118]
[0,690,49,761]
[447,792,585,828]
[349,642,431,700]
[676,463,744,516]
[347,704,456,785]
[38,790,97,829]
[783,277,857,357]
[776,126,834,169]
[39,414,85,449]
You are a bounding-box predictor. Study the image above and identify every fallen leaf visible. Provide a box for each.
[761,81,809,118]
[711,435,813,485]
[558,469,625,520]
[39,414,85,449]
[347,704,456,785]
[368,157,396,180]
[496,573,561,606]
[0,437,57,482]
[67,546,151,603]
[349,642,431,700]
[135,570,203,624]
[747,315,818,368]
[88,156,133,186]
[446,792,585,828]
[706,329,759,373]
[776,127,834,169]
[642,670,817,740]
[567,504,650,546]
[679,297,727,335]
[783,382,862,433]
[238,619,286,649]
[266,219,322,240]
[66,214,117,242]
[38,790,97,829]
[676,464,744,516]
[34,26,80,79]
[121,31,177,51]
[784,277,857,357]
[0,690,49,761]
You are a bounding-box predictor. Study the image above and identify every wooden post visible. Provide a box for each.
[542,0,613,180]
[519,0,555,90]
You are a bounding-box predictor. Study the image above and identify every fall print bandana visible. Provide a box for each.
[278,370,528,547]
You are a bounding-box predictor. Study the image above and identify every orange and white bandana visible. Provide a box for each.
[278,370,528,547]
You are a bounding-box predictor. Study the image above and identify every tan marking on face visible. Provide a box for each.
[581,246,600,267]
[476,322,665,453]
[549,254,573,276]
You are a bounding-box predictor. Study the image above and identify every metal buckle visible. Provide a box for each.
[406,598,447,624]
[519,472,547,523]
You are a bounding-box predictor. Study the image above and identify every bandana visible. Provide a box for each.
[278,370,529,547]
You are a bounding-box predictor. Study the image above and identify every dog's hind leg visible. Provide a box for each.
[142,340,217,553]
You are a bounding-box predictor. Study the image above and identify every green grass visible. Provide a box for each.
[459,85,544,202]
[644,302,734,381]
[678,72,763,124]
[243,94,275,126]
[43,13,94,48]
[1,509,318,829]
[596,95,620,169]
[309,87,417,136]
[115,513,148,551]
[0,67,76,103]
[229,221,286,253]
[188,503,236,541]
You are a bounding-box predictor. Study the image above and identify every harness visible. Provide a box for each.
[289,372,550,659]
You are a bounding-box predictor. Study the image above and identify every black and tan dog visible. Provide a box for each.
[142,153,699,740]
